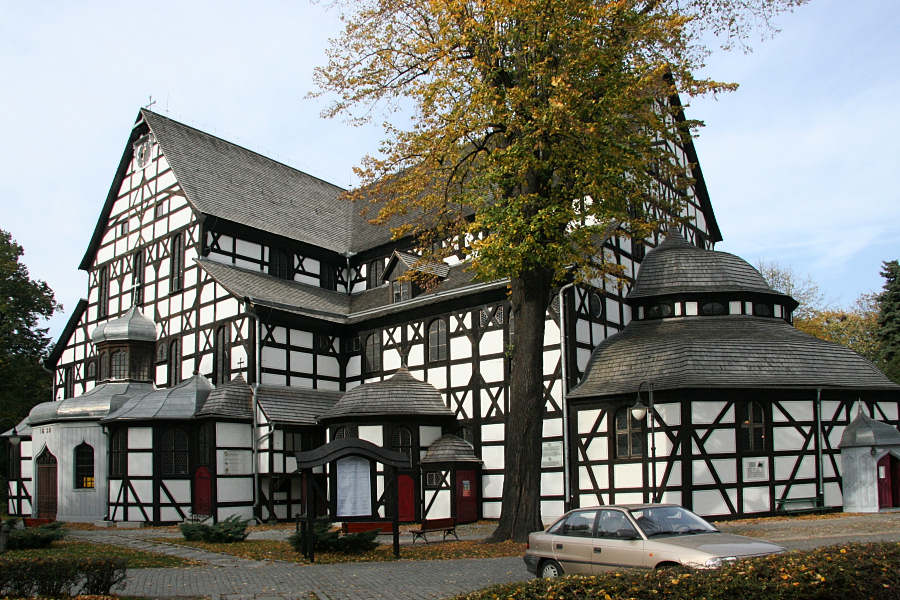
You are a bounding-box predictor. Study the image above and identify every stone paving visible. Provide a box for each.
[66,511,900,600]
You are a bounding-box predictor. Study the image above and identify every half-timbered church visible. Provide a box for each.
[4,107,899,525]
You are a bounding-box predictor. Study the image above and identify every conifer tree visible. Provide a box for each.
[877,260,900,383]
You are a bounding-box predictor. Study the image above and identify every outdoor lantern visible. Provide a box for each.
[631,399,648,421]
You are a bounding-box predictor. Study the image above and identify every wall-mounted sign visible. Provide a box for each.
[541,441,563,468]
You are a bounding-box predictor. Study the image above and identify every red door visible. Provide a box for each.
[892,456,900,508]
[456,469,478,523]
[193,466,212,516]
[398,474,415,522]
[877,454,894,509]
[36,449,58,520]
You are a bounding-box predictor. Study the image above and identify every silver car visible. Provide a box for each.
[524,504,784,577]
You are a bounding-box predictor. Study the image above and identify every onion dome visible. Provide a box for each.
[28,381,155,425]
[422,434,482,464]
[196,375,253,420]
[628,228,795,306]
[91,305,158,344]
[839,411,900,448]
[102,373,213,422]
[319,367,455,422]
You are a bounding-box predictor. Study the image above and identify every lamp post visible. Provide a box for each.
[631,382,656,503]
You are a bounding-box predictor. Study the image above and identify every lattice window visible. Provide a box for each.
[270,246,293,280]
[427,319,448,363]
[424,471,442,489]
[110,350,128,380]
[63,366,74,399]
[615,408,643,459]
[8,442,20,479]
[168,339,182,386]
[159,427,189,476]
[170,232,184,293]
[97,265,110,319]
[197,423,212,466]
[100,352,110,381]
[740,401,767,452]
[109,429,126,477]
[392,280,411,303]
[364,333,382,374]
[320,265,338,290]
[284,431,303,452]
[214,325,231,384]
[132,250,144,305]
[333,426,352,441]
[86,359,97,382]
[74,443,94,489]
[366,259,384,289]
[391,426,413,458]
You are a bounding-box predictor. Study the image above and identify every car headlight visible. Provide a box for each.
[704,556,737,569]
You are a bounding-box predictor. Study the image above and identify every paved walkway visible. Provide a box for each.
[67,512,900,600]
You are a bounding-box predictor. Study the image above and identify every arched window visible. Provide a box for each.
[427,319,448,362]
[74,443,94,489]
[160,428,189,476]
[700,302,727,316]
[170,232,184,292]
[110,350,128,380]
[168,339,182,386]
[740,401,767,452]
[100,352,110,381]
[214,325,231,384]
[364,333,381,374]
[391,426,413,458]
[86,359,97,382]
[109,429,126,477]
[615,408,643,459]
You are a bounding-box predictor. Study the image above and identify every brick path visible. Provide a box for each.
[67,511,900,600]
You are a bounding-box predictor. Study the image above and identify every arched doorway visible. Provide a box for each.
[877,453,900,509]
[36,448,58,520]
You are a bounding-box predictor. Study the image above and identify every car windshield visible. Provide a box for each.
[628,506,719,537]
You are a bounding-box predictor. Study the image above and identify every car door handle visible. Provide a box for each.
[593,547,602,553]
[555,543,563,550]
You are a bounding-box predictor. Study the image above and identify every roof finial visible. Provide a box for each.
[144,95,157,110]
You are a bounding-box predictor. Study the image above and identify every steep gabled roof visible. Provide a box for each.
[384,251,451,281]
[80,109,399,270]
[45,298,88,369]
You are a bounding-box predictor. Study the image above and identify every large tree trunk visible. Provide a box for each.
[488,267,554,542]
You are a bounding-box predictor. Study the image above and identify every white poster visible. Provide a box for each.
[336,456,372,517]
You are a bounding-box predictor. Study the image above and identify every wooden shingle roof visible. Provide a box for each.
[256,385,342,426]
[319,367,454,421]
[628,229,790,303]
[196,375,253,420]
[422,434,481,464]
[568,315,900,398]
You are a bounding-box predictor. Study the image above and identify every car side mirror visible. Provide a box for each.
[616,528,640,540]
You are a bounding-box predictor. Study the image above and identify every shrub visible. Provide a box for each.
[288,519,380,555]
[454,542,900,600]
[5,518,66,549]
[0,556,126,597]
[179,514,249,543]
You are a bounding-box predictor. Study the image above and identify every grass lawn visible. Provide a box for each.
[3,540,200,568]
[158,538,525,564]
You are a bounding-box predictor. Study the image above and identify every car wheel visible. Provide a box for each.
[540,559,564,578]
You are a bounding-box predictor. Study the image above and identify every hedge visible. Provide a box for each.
[0,556,126,597]
[287,519,380,554]
[454,543,900,600]
[4,518,67,550]
[179,514,249,543]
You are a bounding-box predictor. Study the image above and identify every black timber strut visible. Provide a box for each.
[294,439,410,560]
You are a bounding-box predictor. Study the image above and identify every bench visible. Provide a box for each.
[410,518,459,544]
[341,521,395,534]
[776,497,826,513]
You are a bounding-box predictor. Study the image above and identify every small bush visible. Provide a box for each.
[0,556,126,597]
[179,514,249,543]
[5,518,66,549]
[454,542,900,600]
[288,519,380,555]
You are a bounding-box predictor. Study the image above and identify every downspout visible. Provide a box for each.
[815,388,824,505]
[558,281,577,511]
[250,299,262,521]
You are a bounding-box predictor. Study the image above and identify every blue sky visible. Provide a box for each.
[1,0,897,341]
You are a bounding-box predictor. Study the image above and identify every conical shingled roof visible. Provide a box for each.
[839,411,900,448]
[319,367,454,422]
[91,305,157,344]
[196,375,253,420]
[628,229,792,305]
[422,434,481,464]
[102,373,214,422]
